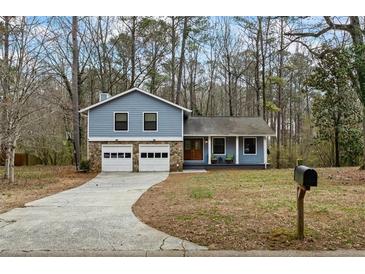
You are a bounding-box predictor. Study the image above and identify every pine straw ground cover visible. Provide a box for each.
[0,166,96,213]
[133,168,365,250]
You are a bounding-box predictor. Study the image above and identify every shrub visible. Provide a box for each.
[79,160,90,172]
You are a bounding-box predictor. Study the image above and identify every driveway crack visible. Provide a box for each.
[0,218,16,229]
[159,236,169,250]
[181,240,187,256]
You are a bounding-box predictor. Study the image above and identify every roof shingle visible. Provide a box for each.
[184,116,276,136]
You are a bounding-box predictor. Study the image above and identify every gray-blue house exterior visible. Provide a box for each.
[80,88,276,172]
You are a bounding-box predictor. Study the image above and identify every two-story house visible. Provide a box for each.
[79,88,275,172]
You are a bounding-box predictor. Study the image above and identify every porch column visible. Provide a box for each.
[208,136,211,164]
[235,136,239,164]
[264,136,268,169]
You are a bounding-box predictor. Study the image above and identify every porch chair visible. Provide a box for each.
[225,154,234,164]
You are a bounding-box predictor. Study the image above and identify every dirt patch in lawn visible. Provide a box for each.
[0,166,96,213]
[133,167,365,250]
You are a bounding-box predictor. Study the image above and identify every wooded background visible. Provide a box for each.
[1,16,365,182]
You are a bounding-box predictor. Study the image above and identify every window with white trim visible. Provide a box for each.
[144,113,157,131]
[244,138,256,155]
[114,113,128,131]
[213,138,225,154]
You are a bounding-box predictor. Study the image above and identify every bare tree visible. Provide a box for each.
[176,16,189,105]
[71,16,81,170]
[0,16,50,182]
[169,16,178,102]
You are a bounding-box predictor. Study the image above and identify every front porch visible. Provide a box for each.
[183,163,268,170]
[183,136,268,169]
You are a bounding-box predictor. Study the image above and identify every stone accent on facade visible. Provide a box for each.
[88,141,183,173]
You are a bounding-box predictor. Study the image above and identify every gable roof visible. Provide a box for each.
[184,116,276,136]
[79,87,192,113]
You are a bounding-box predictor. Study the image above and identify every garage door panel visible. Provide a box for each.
[139,144,170,172]
[102,145,133,172]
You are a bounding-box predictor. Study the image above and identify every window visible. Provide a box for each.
[141,153,147,158]
[118,153,124,158]
[104,153,110,158]
[111,153,117,158]
[244,138,256,155]
[155,152,161,158]
[148,152,154,158]
[144,113,157,131]
[213,138,225,154]
[125,153,131,158]
[184,140,191,150]
[114,113,128,131]
[162,152,168,158]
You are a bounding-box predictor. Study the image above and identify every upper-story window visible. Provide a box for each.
[114,112,128,131]
[144,112,158,131]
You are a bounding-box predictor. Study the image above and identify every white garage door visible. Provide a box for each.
[102,145,133,172]
[139,144,170,172]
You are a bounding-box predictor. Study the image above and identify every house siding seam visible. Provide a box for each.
[88,141,183,172]
[89,91,183,138]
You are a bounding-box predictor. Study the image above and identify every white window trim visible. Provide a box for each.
[212,137,226,155]
[243,137,257,155]
[143,112,158,132]
[113,112,129,132]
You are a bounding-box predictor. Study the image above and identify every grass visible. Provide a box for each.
[190,187,213,199]
[0,165,96,213]
[133,167,365,250]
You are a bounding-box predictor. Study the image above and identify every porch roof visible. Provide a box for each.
[183,116,276,136]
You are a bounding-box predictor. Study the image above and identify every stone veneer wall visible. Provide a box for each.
[88,141,183,172]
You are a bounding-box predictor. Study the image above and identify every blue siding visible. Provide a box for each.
[184,136,265,165]
[225,137,236,158]
[89,90,183,138]
[239,137,264,164]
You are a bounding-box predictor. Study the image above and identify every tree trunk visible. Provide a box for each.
[176,17,189,105]
[130,16,136,88]
[348,17,365,169]
[255,18,261,117]
[260,17,267,121]
[334,124,340,167]
[276,18,285,169]
[2,17,10,180]
[362,107,365,169]
[189,50,198,115]
[8,140,16,183]
[289,73,293,164]
[170,16,177,102]
[72,16,81,171]
[4,144,11,181]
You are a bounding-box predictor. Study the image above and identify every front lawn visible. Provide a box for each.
[0,166,96,213]
[133,168,365,250]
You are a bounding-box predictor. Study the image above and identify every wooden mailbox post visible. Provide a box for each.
[294,165,318,240]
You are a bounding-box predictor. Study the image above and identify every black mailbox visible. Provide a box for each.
[294,165,318,187]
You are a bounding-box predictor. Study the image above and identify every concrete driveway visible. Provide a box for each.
[0,172,206,256]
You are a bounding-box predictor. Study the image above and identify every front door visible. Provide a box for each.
[184,138,203,160]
